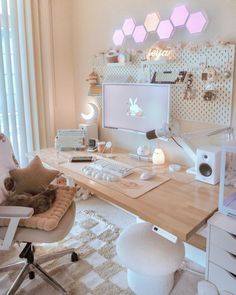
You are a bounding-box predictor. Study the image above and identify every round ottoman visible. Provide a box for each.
[117,223,185,295]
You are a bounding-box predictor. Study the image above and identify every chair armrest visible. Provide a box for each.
[0,206,34,250]
[0,206,34,219]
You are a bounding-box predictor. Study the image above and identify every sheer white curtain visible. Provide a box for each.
[0,0,55,166]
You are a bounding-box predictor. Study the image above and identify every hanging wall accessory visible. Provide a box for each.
[183,73,196,100]
[106,49,119,63]
[86,71,101,96]
[202,66,217,82]
[224,52,231,79]
[151,70,187,84]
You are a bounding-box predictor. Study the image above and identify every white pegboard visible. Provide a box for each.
[95,43,235,126]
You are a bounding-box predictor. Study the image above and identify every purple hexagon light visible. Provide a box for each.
[133,25,147,43]
[157,19,174,39]
[112,29,125,46]
[186,11,207,34]
[170,5,189,27]
[122,18,136,36]
[144,12,160,32]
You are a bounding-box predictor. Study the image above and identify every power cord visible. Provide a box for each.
[171,136,183,149]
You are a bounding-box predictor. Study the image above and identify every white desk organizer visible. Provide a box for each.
[95,43,235,126]
[206,212,236,295]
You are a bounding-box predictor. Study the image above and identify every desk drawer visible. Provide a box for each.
[209,262,236,295]
[210,226,236,255]
[210,245,236,275]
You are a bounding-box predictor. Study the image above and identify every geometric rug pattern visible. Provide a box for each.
[0,201,202,295]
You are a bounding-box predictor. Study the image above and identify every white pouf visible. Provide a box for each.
[117,222,185,295]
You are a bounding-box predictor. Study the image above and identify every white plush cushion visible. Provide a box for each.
[0,134,17,204]
[117,222,185,276]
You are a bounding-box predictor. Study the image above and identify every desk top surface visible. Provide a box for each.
[34,148,219,242]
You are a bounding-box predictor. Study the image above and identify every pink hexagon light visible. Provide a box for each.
[132,25,147,43]
[170,5,189,27]
[157,19,174,39]
[122,18,135,36]
[144,12,160,32]
[112,29,125,46]
[186,11,207,34]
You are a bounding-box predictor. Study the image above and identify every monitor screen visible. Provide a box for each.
[102,83,170,133]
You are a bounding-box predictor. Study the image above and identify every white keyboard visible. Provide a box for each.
[81,159,134,182]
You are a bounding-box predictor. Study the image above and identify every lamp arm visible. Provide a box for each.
[206,126,234,138]
[172,136,197,164]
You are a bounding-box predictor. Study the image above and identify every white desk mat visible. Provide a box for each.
[60,162,170,199]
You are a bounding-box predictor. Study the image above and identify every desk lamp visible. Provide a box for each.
[146,122,234,174]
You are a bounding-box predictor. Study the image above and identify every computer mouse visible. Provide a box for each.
[140,171,156,181]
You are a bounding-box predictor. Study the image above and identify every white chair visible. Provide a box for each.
[0,133,78,295]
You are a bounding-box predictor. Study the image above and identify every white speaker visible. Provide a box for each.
[196,146,221,185]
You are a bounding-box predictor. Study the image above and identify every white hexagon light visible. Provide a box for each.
[122,18,135,35]
[132,25,147,43]
[170,5,189,27]
[157,19,174,39]
[112,29,125,46]
[186,11,208,34]
[144,12,160,32]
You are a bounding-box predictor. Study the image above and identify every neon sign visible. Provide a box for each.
[146,45,175,61]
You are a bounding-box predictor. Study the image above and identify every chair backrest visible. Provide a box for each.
[0,134,18,204]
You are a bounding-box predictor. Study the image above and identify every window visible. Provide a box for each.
[0,0,39,166]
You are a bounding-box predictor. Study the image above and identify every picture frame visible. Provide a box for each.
[219,145,236,217]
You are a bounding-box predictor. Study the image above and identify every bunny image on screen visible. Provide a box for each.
[102,83,170,133]
[127,98,143,117]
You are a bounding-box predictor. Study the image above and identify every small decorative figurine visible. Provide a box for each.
[85,71,101,96]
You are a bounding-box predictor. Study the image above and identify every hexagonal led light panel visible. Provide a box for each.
[186,11,207,34]
[122,18,136,36]
[157,20,174,39]
[112,29,125,46]
[144,12,160,32]
[133,25,147,43]
[170,5,189,27]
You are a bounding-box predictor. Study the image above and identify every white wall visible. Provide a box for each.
[54,0,236,165]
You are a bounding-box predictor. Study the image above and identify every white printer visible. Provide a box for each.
[55,129,87,151]
[55,124,98,151]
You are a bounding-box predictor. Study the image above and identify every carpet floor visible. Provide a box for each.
[0,197,203,295]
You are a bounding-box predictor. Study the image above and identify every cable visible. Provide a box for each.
[171,136,183,148]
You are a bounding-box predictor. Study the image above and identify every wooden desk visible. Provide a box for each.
[34,148,218,246]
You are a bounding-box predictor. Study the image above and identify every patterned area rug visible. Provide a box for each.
[0,203,202,295]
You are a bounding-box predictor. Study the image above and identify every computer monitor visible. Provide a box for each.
[102,83,170,133]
